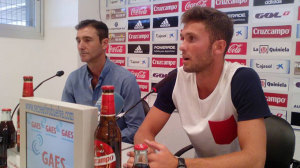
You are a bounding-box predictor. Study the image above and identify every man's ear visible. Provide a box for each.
[101,38,109,50]
[212,40,227,56]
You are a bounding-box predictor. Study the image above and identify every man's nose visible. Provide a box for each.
[179,41,186,51]
[78,41,86,50]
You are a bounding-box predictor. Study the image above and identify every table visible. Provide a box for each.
[7,142,133,168]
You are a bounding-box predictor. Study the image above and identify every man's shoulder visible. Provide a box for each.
[68,64,88,79]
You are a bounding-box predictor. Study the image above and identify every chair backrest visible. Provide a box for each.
[265,115,296,168]
[141,99,150,116]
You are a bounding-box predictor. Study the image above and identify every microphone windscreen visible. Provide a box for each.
[152,69,177,93]
[56,71,64,77]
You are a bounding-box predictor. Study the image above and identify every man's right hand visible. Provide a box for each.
[123,151,135,168]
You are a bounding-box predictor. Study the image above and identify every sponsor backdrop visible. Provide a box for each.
[100,0,300,129]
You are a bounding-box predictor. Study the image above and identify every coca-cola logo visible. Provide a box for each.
[182,0,211,12]
[128,69,149,80]
[226,42,247,55]
[128,5,151,17]
[252,25,291,38]
[265,92,288,107]
[108,45,126,54]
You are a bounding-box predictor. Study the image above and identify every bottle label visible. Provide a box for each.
[101,93,115,115]
[23,82,34,97]
[94,140,116,167]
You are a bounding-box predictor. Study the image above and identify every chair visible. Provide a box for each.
[141,99,150,116]
[174,115,300,168]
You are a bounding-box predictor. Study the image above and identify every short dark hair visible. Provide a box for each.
[75,19,109,41]
[181,7,233,55]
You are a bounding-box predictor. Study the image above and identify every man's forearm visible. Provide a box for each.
[134,127,155,145]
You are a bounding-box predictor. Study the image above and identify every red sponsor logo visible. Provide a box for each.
[128,5,151,17]
[42,151,66,168]
[31,121,41,129]
[153,2,179,14]
[45,125,56,134]
[225,59,246,65]
[108,44,126,54]
[62,129,73,139]
[138,82,149,92]
[298,7,300,20]
[252,25,291,38]
[265,92,288,107]
[226,42,247,55]
[182,0,212,12]
[128,31,150,41]
[110,57,125,66]
[215,0,249,9]
[296,42,300,56]
[128,69,149,80]
[152,58,177,68]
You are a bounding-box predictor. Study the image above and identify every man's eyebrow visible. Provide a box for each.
[180,32,195,37]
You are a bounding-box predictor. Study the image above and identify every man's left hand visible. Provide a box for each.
[145,139,178,168]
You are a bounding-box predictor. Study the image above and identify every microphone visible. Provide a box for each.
[116,69,177,120]
[34,70,64,91]
[11,70,65,117]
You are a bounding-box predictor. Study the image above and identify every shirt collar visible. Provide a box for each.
[86,57,112,80]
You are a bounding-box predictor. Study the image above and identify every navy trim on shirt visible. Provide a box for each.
[231,67,271,121]
[154,67,271,121]
[153,69,177,113]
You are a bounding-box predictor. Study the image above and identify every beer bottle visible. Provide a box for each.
[94,85,121,168]
[133,144,149,168]
[17,76,34,152]
[0,108,16,168]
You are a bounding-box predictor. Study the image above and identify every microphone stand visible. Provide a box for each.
[116,90,154,120]
[11,71,64,118]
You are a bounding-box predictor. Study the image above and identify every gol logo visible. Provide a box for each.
[255,11,290,19]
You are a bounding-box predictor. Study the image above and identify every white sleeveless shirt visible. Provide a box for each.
[172,62,244,157]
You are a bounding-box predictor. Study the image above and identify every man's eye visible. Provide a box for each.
[188,36,194,41]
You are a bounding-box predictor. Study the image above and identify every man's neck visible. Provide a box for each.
[196,61,224,99]
[87,57,106,89]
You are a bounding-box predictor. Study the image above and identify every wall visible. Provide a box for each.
[0,0,78,125]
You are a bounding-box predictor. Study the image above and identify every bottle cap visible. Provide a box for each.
[134,144,148,150]
[102,85,114,90]
[23,76,33,80]
[2,108,11,111]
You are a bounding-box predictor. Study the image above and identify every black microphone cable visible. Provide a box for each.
[115,69,177,120]
[11,70,64,118]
